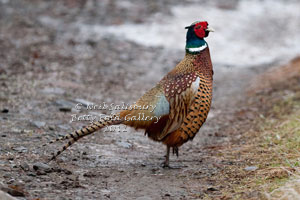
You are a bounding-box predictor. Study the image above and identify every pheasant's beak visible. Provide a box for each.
[206,26,215,32]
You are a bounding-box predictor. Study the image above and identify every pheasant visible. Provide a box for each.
[49,21,214,167]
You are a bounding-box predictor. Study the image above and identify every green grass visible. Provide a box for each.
[253,92,300,193]
[226,91,300,198]
[203,79,300,199]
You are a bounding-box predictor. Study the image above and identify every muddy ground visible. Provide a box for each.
[0,1,299,200]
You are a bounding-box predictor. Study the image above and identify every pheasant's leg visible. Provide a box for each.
[162,146,183,169]
[162,146,170,168]
[173,147,179,157]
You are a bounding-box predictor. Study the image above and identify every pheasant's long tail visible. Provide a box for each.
[49,114,123,161]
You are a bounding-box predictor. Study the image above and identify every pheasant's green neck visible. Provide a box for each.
[185,38,207,54]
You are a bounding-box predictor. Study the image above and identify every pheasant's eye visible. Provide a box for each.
[195,25,201,29]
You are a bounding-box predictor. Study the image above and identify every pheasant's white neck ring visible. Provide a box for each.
[186,43,207,53]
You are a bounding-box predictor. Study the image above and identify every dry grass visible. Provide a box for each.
[204,57,300,199]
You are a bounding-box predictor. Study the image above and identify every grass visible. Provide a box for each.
[253,92,300,190]
[205,84,300,199]
[246,93,300,196]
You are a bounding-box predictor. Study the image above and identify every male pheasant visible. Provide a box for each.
[50,21,214,167]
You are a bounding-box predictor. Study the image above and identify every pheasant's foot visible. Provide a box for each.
[161,160,170,168]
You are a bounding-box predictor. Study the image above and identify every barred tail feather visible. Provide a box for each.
[49,114,123,161]
[43,135,71,146]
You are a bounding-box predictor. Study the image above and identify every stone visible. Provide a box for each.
[26,172,36,177]
[55,99,74,112]
[59,107,71,112]
[74,98,94,107]
[116,141,132,149]
[41,87,65,95]
[0,190,18,200]
[1,186,25,197]
[1,109,9,113]
[2,173,11,179]
[33,162,52,173]
[244,166,258,171]
[13,146,27,153]
[207,187,219,191]
[20,163,30,171]
[31,121,46,128]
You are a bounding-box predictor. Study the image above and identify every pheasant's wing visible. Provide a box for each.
[120,69,201,141]
[154,71,200,140]
[120,84,170,130]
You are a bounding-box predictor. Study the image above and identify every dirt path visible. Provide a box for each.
[0,1,299,199]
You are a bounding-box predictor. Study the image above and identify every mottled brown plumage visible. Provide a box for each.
[48,21,214,167]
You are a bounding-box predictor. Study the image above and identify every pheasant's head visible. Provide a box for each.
[185,21,214,53]
[185,21,214,38]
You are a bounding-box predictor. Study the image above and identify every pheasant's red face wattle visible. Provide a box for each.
[194,21,208,38]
